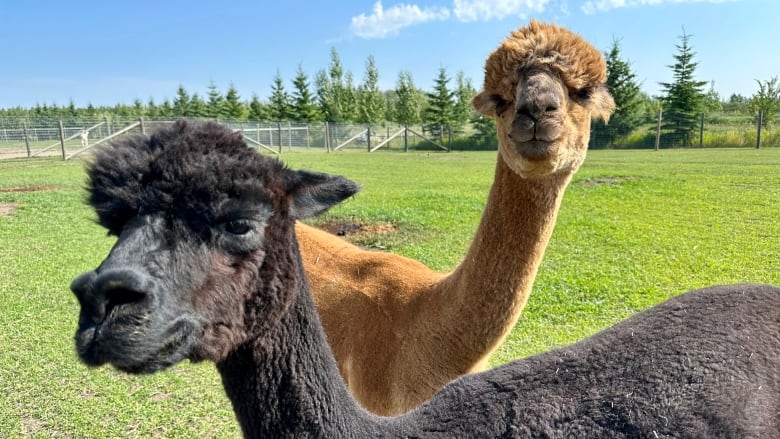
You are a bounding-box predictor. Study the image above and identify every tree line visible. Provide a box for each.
[2,33,778,149]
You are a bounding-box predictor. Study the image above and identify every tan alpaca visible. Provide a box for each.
[298,21,616,415]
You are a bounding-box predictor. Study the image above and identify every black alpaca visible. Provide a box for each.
[71,121,780,438]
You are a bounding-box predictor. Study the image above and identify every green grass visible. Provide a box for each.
[2,148,780,437]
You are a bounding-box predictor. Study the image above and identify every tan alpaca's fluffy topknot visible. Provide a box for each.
[482,20,607,97]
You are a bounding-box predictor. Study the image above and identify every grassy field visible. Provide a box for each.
[1,147,779,437]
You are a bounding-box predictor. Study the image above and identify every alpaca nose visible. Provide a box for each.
[71,268,150,322]
[517,91,561,122]
[95,268,149,317]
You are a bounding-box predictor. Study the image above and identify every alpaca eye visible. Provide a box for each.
[572,87,592,102]
[223,220,254,235]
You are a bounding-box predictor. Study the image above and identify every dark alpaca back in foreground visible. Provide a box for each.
[71,120,780,438]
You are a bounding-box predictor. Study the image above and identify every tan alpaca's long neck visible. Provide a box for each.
[426,156,571,371]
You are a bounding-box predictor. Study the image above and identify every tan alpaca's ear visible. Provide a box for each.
[590,85,616,123]
[471,92,508,117]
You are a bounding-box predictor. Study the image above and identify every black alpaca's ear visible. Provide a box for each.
[286,170,361,219]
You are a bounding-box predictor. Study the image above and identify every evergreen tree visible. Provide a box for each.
[189,93,208,118]
[452,71,476,133]
[268,71,291,121]
[206,81,226,118]
[470,115,497,147]
[748,76,780,127]
[342,71,358,122]
[658,29,708,146]
[146,97,160,118]
[86,102,99,117]
[591,38,643,148]
[223,83,247,120]
[173,85,191,117]
[357,55,385,125]
[290,65,319,121]
[392,70,423,126]
[248,93,268,121]
[315,48,356,122]
[159,99,174,118]
[424,67,456,142]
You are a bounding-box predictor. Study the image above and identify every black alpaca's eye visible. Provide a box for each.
[223,220,254,235]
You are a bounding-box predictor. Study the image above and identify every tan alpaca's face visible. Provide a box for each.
[473,65,614,178]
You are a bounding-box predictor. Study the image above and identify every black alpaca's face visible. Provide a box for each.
[70,121,359,374]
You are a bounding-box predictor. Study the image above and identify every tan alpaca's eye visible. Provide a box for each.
[572,87,592,102]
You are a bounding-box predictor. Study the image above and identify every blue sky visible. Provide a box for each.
[1,0,776,109]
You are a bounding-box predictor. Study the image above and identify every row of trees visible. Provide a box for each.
[3,34,779,148]
[593,30,779,147]
[1,48,482,144]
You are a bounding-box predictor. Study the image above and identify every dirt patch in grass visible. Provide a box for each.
[0,203,19,216]
[579,177,634,187]
[317,219,397,237]
[0,184,59,193]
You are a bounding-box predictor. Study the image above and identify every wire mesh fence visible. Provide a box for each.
[0,112,777,160]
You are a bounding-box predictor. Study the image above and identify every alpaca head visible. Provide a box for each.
[473,21,615,178]
[70,120,359,373]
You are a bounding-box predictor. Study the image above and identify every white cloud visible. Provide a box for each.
[582,0,738,15]
[452,0,551,22]
[350,1,450,39]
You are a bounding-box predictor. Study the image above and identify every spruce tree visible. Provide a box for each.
[452,71,476,133]
[189,93,207,118]
[291,65,319,122]
[206,81,226,119]
[173,85,191,117]
[268,72,291,121]
[222,83,247,120]
[658,29,708,146]
[591,38,643,148]
[248,93,268,121]
[424,67,455,142]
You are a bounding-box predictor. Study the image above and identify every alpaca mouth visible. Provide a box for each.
[514,139,554,161]
[75,317,197,374]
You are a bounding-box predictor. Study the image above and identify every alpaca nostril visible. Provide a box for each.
[104,285,147,316]
[94,269,150,317]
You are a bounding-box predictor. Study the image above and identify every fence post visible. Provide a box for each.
[104,116,112,136]
[58,120,67,160]
[325,122,330,152]
[139,117,145,134]
[367,126,371,152]
[699,113,705,148]
[277,122,282,154]
[22,122,31,157]
[654,108,663,151]
[756,109,763,149]
[404,125,409,152]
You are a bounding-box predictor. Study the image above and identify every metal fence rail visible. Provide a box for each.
[0,117,455,160]
[1,113,777,160]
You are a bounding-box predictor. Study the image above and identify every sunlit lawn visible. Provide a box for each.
[1,147,779,437]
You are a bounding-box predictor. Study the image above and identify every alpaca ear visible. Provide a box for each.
[589,85,616,123]
[286,170,361,219]
[471,92,507,117]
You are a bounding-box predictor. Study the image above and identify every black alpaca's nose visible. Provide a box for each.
[71,268,150,323]
[94,268,150,317]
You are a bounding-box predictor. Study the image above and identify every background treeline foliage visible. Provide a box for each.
[2,37,778,149]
